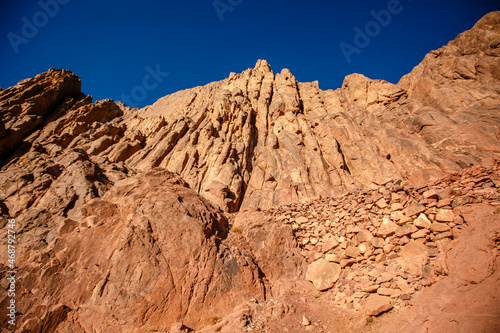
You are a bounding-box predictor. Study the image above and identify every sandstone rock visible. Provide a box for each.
[414,213,432,228]
[376,202,500,333]
[322,237,339,253]
[435,209,455,222]
[377,287,399,297]
[391,202,404,211]
[370,237,386,248]
[0,170,267,331]
[362,285,380,293]
[306,259,341,291]
[395,225,417,237]
[377,218,398,237]
[345,246,361,258]
[357,230,374,242]
[364,294,393,316]
[411,229,430,239]
[430,223,451,233]
[376,198,388,209]
[401,241,430,260]
[296,216,309,224]
[406,203,427,217]
[423,189,439,199]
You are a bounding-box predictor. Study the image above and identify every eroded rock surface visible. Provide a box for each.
[0,170,270,332]
[2,13,499,213]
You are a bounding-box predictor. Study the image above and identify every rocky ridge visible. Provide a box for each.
[2,13,499,213]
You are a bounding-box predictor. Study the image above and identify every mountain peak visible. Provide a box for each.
[254,59,272,72]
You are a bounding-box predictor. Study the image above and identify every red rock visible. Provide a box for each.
[395,225,417,237]
[306,259,341,291]
[400,241,429,262]
[364,294,393,316]
[436,209,455,222]
[376,198,388,209]
[411,229,430,239]
[406,203,427,217]
[430,223,451,233]
[370,237,386,248]
[377,218,399,237]
[391,202,404,211]
[433,231,453,241]
[362,285,380,293]
[413,213,432,229]
[296,216,309,224]
[1,11,500,332]
[422,189,439,199]
[357,229,374,242]
[322,237,339,253]
[345,246,361,258]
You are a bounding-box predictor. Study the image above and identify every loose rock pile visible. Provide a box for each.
[266,161,500,315]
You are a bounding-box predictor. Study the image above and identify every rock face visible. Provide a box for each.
[2,14,499,213]
[0,168,304,332]
[0,170,268,331]
[0,10,499,333]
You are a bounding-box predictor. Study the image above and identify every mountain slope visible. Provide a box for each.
[2,14,499,213]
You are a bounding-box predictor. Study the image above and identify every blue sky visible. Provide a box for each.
[0,0,498,107]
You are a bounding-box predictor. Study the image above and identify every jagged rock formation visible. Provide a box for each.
[0,10,499,333]
[2,13,499,213]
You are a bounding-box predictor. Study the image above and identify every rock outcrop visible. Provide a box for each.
[2,13,499,213]
[0,169,304,332]
[0,10,499,333]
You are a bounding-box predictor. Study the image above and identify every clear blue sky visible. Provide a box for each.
[1,0,498,107]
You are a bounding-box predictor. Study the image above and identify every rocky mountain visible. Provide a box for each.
[0,10,499,333]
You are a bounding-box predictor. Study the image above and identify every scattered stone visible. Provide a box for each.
[435,209,455,222]
[414,213,432,228]
[423,189,439,199]
[430,223,451,233]
[296,216,309,224]
[345,246,361,258]
[357,230,374,242]
[391,202,404,211]
[411,229,429,239]
[370,237,386,248]
[362,285,380,293]
[364,294,393,316]
[322,237,339,253]
[377,218,398,237]
[395,225,416,237]
[407,203,426,217]
[306,259,341,291]
[376,198,388,209]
